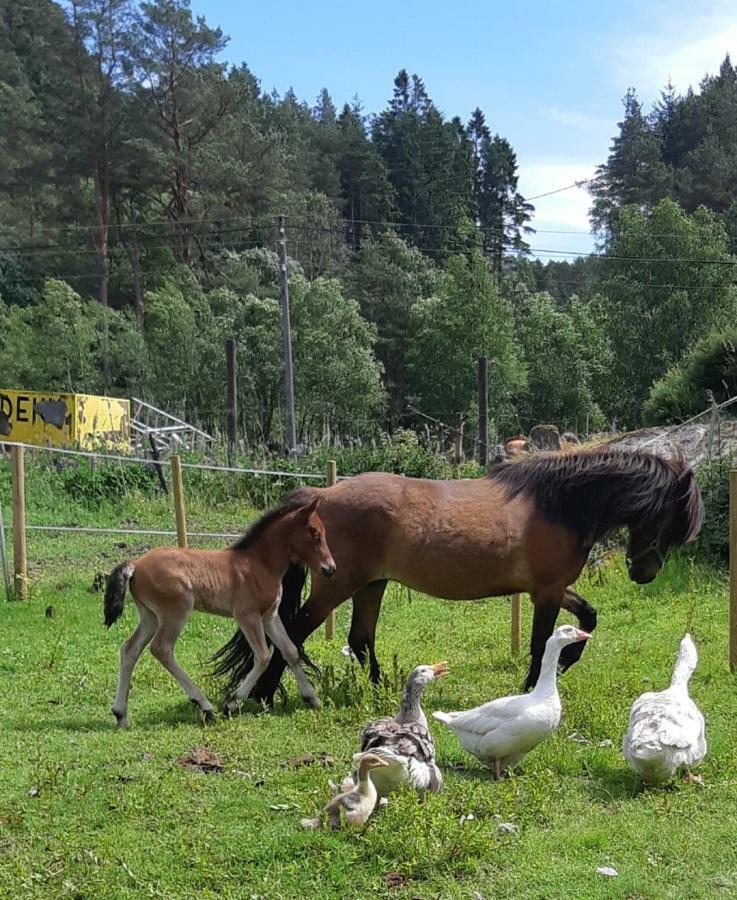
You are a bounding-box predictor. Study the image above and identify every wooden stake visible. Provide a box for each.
[730,470,737,671]
[325,459,337,640]
[171,454,188,549]
[11,445,27,600]
[511,593,522,655]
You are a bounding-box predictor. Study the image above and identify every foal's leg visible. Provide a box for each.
[348,580,387,684]
[150,602,215,720]
[223,613,272,715]
[264,612,321,709]
[523,597,560,691]
[112,602,157,727]
[558,587,597,672]
[250,575,364,706]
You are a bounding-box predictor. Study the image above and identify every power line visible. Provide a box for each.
[524,179,593,202]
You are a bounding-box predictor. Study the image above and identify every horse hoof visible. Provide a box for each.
[304,695,321,710]
[201,708,216,724]
[112,708,129,728]
[222,701,238,718]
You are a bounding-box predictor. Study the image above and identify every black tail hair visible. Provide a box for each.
[210,562,315,698]
[104,562,134,628]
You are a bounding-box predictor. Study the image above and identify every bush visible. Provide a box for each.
[56,459,160,506]
[691,457,733,565]
[644,330,737,424]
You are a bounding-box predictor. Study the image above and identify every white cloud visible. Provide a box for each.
[517,161,598,259]
[545,107,612,134]
[613,3,737,99]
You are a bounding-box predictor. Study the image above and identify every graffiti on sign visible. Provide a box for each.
[0,390,130,450]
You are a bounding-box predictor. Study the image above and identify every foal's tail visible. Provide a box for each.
[210,562,308,697]
[103,561,134,628]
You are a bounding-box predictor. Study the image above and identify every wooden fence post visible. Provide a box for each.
[730,470,737,671]
[511,593,522,655]
[11,445,27,600]
[325,459,337,640]
[171,455,188,549]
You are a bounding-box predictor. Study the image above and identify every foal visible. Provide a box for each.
[104,496,335,726]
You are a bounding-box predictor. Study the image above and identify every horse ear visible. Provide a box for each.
[295,496,320,524]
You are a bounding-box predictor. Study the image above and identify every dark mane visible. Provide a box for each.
[489,449,703,547]
[230,488,316,551]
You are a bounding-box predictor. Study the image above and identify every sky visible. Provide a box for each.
[191,0,737,258]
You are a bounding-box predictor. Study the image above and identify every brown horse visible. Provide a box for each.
[103,496,335,725]
[213,449,703,706]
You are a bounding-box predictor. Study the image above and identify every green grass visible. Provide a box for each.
[1,487,737,898]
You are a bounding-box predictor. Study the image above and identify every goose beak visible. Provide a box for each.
[432,661,450,679]
[575,630,592,641]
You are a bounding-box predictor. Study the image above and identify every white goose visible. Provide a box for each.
[433,625,590,778]
[353,662,448,799]
[622,633,706,785]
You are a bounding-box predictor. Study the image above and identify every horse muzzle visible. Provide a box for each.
[321,561,337,578]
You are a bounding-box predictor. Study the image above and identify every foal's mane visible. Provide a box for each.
[230,489,315,551]
[489,448,703,546]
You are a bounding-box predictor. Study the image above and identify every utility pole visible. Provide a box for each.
[478,356,488,467]
[226,338,237,467]
[277,214,297,454]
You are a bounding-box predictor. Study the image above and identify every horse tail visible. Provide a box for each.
[104,561,134,628]
[210,562,309,697]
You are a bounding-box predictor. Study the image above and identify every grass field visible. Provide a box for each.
[1,486,737,899]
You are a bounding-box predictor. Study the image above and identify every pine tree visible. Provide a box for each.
[590,89,672,231]
[467,107,532,273]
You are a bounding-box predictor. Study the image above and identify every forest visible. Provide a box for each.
[2,0,737,448]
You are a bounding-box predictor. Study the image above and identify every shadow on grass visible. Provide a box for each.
[578,761,643,801]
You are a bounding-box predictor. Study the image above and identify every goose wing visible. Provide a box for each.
[360,717,437,764]
[625,692,705,753]
[436,694,531,735]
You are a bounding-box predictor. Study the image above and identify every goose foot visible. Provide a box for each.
[683,770,704,786]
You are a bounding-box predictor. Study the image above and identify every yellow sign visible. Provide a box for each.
[0,390,130,451]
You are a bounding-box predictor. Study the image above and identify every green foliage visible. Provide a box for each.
[593,200,737,427]
[408,252,525,433]
[291,277,385,439]
[691,458,732,564]
[507,285,607,432]
[347,232,440,418]
[1,279,144,394]
[644,330,737,423]
[56,459,160,505]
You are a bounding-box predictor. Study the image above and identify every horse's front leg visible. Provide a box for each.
[524,596,560,691]
[250,580,355,705]
[558,587,597,672]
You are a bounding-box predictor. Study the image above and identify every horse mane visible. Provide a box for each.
[229,488,315,551]
[489,449,703,547]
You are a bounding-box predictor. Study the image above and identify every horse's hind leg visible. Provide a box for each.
[112,602,157,727]
[150,601,215,720]
[348,580,387,684]
[264,612,321,709]
[223,613,271,715]
[558,587,597,672]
